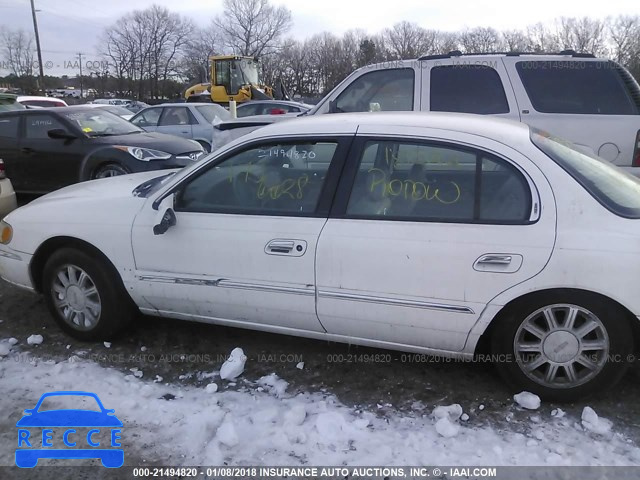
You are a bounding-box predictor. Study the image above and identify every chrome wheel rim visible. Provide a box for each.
[51,265,101,330]
[514,304,609,389]
[95,166,127,178]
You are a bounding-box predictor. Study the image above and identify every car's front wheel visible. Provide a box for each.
[42,248,134,340]
[491,292,633,402]
[92,163,131,179]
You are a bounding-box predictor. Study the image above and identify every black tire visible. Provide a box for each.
[92,163,131,179]
[491,291,633,402]
[42,248,134,341]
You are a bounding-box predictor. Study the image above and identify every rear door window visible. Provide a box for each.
[430,65,510,114]
[159,107,196,126]
[345,139,531,223]
[516,61,640,115]
[0,116,19,138]
[334,68,414,113]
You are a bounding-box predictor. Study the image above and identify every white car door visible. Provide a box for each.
[130,137,350,332]
[316,127,556,352]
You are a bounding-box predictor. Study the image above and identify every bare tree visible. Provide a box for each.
[181,26,220,83]
[609,15,640,75]
[383,22,437,59]
[213,0,292,57]
[0,28,35,77]
[525,23,560,52]
[99,5,194,99]
[554,17,608,55]
[459,27,503,53]
[502,30,533,52]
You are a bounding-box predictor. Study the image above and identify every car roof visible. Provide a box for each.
[17,95,65,101]
[0,105,120,116]
[244,111,531,143]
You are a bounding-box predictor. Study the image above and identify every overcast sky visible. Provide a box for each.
[1,0,638,76]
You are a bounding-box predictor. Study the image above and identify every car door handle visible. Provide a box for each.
[267,240,295,253]
[265,239,307,256]
[476,254,512,265]
[21,147,35,155]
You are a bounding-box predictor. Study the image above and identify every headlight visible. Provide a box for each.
[0,220,12,245]
[115,146,172,161]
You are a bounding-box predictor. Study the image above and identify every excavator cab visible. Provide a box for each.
[185,55,273,106]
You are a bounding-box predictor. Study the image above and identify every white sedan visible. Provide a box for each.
[1,113,639,401]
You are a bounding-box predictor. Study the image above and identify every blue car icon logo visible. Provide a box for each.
[16,391,123,468]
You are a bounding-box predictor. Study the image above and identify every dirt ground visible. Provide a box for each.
[1,278,640,448]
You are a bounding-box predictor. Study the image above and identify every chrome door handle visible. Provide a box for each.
[476,254,512,265]
[265,239,307,256]
[266,240,295,254]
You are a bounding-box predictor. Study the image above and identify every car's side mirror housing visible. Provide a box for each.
[153,194,177,235]
[153,208,176,235]
[48,128,77,140]
[23,409,33,415]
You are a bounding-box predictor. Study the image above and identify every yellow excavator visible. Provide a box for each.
[184,55,275,105]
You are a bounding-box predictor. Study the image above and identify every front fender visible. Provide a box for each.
[78,147,132,181]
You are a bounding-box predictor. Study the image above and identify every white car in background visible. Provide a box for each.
[17,96,68,108]
[1,112,639,401]
[0,160,17,218]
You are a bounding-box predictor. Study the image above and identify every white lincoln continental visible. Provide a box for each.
[1,113,639,401]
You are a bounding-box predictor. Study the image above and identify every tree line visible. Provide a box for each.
[1,0,640,100]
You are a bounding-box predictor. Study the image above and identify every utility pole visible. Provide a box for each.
[29,0,45,93]
[77,52,83,99]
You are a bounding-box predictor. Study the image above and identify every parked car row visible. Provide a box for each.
[0,106,204,193]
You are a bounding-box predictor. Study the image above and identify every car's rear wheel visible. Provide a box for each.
[491,292,633,402]
[93,163,130,179]
[42,248,134,340]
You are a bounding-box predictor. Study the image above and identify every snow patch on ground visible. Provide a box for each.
[219,347,246,381]
[26,334,43,345]
[514,391,541,410]
[0,351,639,466]
[581,406,612,435]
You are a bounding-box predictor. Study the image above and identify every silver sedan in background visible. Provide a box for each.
[130,103,230,152]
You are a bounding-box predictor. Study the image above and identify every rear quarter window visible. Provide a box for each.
[430,65,510,114]
[516,61,640,115]
[531,127,640,218]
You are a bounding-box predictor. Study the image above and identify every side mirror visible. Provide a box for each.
[48,128,77,140]
[153,194,177,235]
[153,208,176,235]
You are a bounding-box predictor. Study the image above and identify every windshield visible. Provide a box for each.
[238,59,259,85]
[62,110,142,137]
[531,127,640,218]
[195,104,230,124]
[0,95,25,111]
